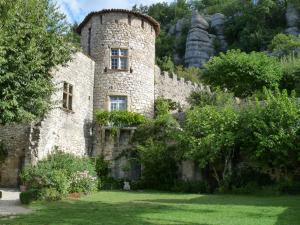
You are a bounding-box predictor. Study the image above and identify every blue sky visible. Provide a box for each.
[56,0,174,23]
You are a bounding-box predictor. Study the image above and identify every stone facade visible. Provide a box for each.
[78,10,157,117]
[0,9,208,187]
[154,66,210,109]
[0,52,95,186]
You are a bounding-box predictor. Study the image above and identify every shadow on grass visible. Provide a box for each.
[1,193,299,225]
[0,200,210,225]
[136,194,300,225]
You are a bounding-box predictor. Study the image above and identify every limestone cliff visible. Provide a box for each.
[286,3,300,36]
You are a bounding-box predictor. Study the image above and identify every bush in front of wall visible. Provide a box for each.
[20,150,97,202]
[19,189,39,205]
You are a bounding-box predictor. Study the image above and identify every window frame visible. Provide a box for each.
[110,48,129,71]
[109,96,128,112]
[62,82,73,111]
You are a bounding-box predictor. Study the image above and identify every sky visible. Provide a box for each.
[56,0,174,23]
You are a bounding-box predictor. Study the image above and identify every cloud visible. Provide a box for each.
[55,0,174,23]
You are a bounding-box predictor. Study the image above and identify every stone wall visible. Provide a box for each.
[35,52,95,160]
[0,124,30,187]
[80,11,156,117]
[154,66,210,109]
[0,52,95,187]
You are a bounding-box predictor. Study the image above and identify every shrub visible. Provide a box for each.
[172,180,210,194]
[269,33,300,58]
[20,150,97,201]
[20,189,39,205]
[94,156,110,179]
[69,171,97,194]
[100,177,123,190]
[40,188,62,201]
[95,110,146,127]
[203,49,283,97]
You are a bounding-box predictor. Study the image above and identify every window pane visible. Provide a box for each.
[63,93,68,109]
[120,49,128,56]
[111,58,118,69]
[110,96,127,111]
[68,96,73,110]
[63,82,68,92]
[111,49,118,56]
[69,85,73,94]
[120,58,128,70]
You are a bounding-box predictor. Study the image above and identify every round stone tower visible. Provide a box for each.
[77,9,160,117]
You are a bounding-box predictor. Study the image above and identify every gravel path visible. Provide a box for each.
[0,188,32,217]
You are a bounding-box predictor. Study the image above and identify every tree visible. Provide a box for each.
[183,92,239,187]
[202,50,283,97]
[224,0,286,52]
[269,33,300,58]
[239,88,300,181]
[0,0,74,124]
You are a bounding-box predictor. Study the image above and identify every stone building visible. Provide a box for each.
[0,9,203,187]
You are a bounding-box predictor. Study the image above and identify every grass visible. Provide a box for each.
[1,191,300,225]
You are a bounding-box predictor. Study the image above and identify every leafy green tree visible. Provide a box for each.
[0,0,74,124]
[224,0,286,52]
[280,55,300,93]
[132,98,183,189]
[269,33,300,58]
[239,88,300,181]
[183,92,238,187]
[203,50,283,97]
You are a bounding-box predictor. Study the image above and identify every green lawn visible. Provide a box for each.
[1,191,300,225]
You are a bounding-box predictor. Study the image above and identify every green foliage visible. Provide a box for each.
[184,95,238,186]
[280,55,300,93]
[19,189,39,204]
[69,171,97,194]
[132,101,183,190]
[154,97,179,116]
[203,50,283,97]
[224,0,286,52]
[95,110,146,127]
[269,33,300,58]
[239,88,300,182]
[175,65,202,84]
[39,187,62,201]
[94,156,110,179]
[0,141,8,163]
[20,150,97,201]
[188,88,234,108]
[171,180,210,193]
[157,56,175,73]
[0,0,74,124]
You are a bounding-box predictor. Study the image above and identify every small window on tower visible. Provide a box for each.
[111,48,129,70]
[62,82,73,111]
[141,20,144,29]
[109,96,127,111]
[128,15,132,25]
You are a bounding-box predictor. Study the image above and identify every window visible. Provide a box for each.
[109,96,127,111]
[128,15,132,25]
[88,27,92,55]
[111,48,128,70]
[141,20,144,29]
[63,82,73,111]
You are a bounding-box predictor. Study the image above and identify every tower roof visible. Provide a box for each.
[76,9,160,36]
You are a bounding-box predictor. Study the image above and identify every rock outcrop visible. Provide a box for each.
[286,3,300,36]
[210,13,228,51]
[169,18,190,64]
[185,10,215,68]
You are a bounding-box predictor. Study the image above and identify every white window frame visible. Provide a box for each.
[109,96,127,111]
[111,48,129,70]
